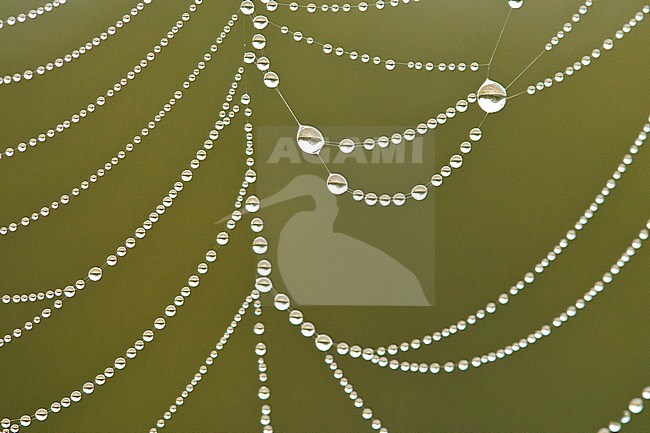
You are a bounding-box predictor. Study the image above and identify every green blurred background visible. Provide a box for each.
[0,0,649,432]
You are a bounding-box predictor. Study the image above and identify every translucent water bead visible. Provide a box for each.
[477,79,507,113]
[326,173,348,195]
[296,125,325,154]
[508,0,523,9]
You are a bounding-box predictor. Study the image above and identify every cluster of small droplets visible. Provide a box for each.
[0,0,68,29]
[324,355,389,432]
[0,104,256,429]
[311,220,649,376]
[543,0,593,52]
[255,312,273,432]
[299,119,649,360]
[148,292,258,432]
[0,2,230,161]
[527,7,647,96]
[265,0,419,13]
[0,21,239,236]
[597,387,650,433]
[273,22,482,72]
[336,125,482,206]
[0,78,248,350]
[1,0,156,85]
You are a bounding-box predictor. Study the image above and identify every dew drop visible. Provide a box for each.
[629,398,644,414]
[88,267,103,282]
[263,71,279,88]
[477,79,507,113]
[296,125,325,154]
[274,293,290,310]
[315,334,333,351]
[326,173,348,195]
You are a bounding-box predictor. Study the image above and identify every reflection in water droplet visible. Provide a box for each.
[252,34,267,50]
[256,277,273,293]
[246,195,261,213]
[263,71,279,88]
[258,386,270,400]
[339,138,355,154]
[253,15,268,29]
[315,334,333,351]
[508,0,523,9]
[35,408,48,421]
[469,127,483,141]
[240,0,255,15]
[629,398,644,414]
[88,267,103,282]
[289,309,304,325]
[257,259,272,276]
[477,79,507,113]
[297,125,325,154]
[326,173,348,195]
[274,293,291,310]
[411,184,428,201]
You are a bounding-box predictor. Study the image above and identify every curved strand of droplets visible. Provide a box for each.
[0,107,259,430]
[323,354,390,432]
[260,0,595,74]
[0,71,247,351]
[148,115,261,432]
[245,6,479,153]
[147,290,260,432]
[597,387,649,433]
[265,19,484,73]
[510,5,648,96]
[0,0,154,84]
[0,15,239,237]
[278,117,649,358]
[0,0,219,161]
[323,124,485,207]
[290,219,650,375]
[0,0,68,30]
[264,0,419,14]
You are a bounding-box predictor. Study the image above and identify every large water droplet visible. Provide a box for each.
[274,293,291,310]
[263,71,279,88]
[296,125,325,154]
[469,127,483,141]
[326,173,348,195]
[508,0,523,8]
[258,386,270,400]
[34,408,48,422]
[240,0,255,15]
[477,79,507,113]
[629,398,644,414]
[339,138,355,154]
[88,267,103,282]
[315,334,333,351]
